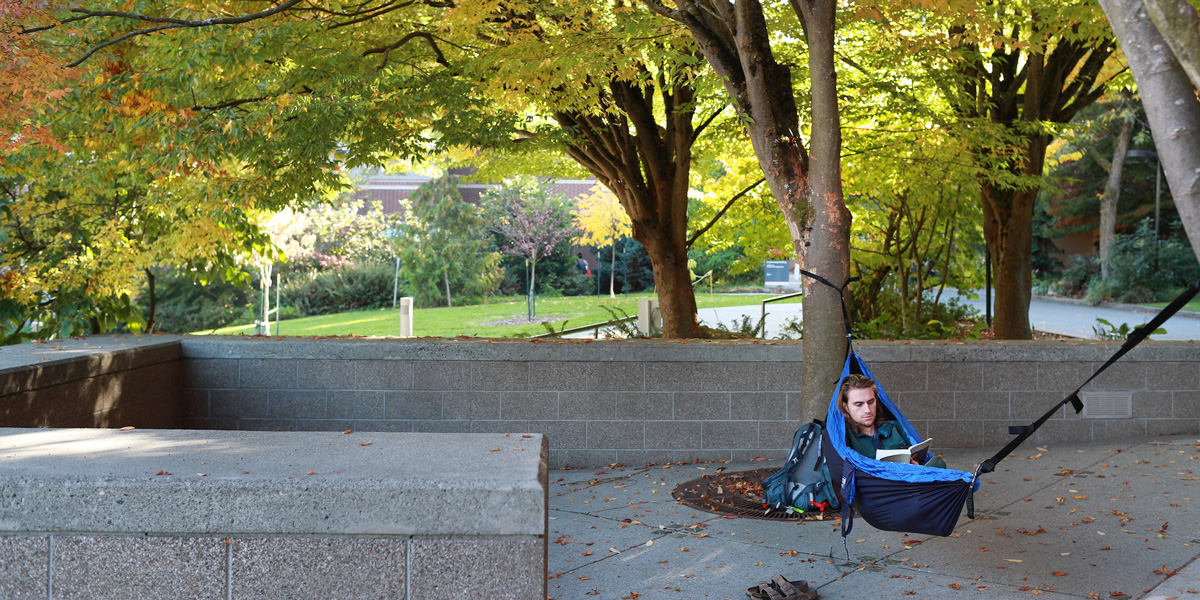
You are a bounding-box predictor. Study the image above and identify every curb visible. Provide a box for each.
[1032,293,1200,320]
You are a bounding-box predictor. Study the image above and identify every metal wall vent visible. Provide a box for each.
[1081,391,1133,419]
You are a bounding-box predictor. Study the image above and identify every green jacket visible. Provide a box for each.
[846,419,947,468]
[846,419,908,458]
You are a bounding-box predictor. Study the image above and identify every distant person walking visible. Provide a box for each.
[577,253,591,277]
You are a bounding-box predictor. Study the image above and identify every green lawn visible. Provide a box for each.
[1142,299,1200,312]
[195,292,802,338]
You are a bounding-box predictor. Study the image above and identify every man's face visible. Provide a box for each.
[845,387,877,430]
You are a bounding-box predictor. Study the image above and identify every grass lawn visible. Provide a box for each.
[195,292,801,338]
[1142,299,1200,313]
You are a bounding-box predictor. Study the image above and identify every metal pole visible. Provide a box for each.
[275,272,280,336]
[393,256,400,309]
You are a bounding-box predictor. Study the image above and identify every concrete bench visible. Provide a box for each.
[0,428,547,600]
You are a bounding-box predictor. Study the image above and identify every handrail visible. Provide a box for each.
[692,270,713,295]
[760,291,803,338]
[528,315,637,339]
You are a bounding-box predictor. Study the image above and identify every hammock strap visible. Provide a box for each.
[798,269,861,353]
[978,280,1200,475]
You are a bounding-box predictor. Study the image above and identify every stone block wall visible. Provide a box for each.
[0,428,548,600]
[0,337,182,429]
[178,338,1200,468]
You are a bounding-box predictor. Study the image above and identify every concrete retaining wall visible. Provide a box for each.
[3,335,1200,468]
[177,337,1200,467]
[0,428,548,600]
[0,337,182,429]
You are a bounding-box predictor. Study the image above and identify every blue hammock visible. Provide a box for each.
[823,353,979,538]
[796,269,1200,543]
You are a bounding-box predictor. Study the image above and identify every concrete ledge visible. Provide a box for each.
[0,428,547,536]
[0,428,548,600]
[178,335,1200,362]
[0,336,184,397]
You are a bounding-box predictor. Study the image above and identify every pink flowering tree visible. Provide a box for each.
[484,179,577,320]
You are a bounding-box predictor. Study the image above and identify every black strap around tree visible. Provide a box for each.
[977,279,1200,475]
[798,269,861,354]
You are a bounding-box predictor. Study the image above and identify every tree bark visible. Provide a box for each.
[443,258,452,308]
[796,0,852,406]
[1143,0,1200,91]
[947,19,1114,338]
[981,184,1036,338]
[144,267,157,334]
[1099,0,1200,256]
[1099,117,1134,279]
[642,0,851,418]
[555,73,702,338]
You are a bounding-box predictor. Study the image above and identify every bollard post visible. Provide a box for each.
[637,298,661,336]
[399,297,414,338]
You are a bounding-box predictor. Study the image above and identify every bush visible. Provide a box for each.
[1086,220,1200,304]
[280,263,401,316]
[1056,254,1099,297]
[150,269,253,333]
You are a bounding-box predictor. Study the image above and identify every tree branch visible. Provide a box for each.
[363,31,451,67]
[686,177,764,249]
[64,0,304,67]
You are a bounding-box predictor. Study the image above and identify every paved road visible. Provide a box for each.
[570,291,1200,340]
[950,289,1200,340]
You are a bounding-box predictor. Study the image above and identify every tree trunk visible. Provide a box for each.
[796,0,853,415]
[945,16,1114,339]
[554,73,703,338]
[1099,0,1200,257]
[642,0,851,416]
[144,267,157,334]
[442,257,452,308]
[1143,0,1200,91]
[980,183,1036,339]
[609,243,616,298]
[1099,117,1134,279]
[640,229,700,340]
[529,257,537,319]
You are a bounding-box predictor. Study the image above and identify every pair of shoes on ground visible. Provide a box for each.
[745,574,818,600]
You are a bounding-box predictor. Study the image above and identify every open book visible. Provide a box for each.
[876,438,933,464]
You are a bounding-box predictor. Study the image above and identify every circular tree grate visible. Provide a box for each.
[671,468,835,522]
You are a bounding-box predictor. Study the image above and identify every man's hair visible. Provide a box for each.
[838,374,879,428]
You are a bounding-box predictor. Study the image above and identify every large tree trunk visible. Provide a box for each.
[144,267,157,334]
[946,17,1114,339]
[795,0,852,409]
[1144,0,1200,91]
[1099,117,1134,279]
[1100,0,1200,256]
[981,184,1035,338]
[642,0,851,418]
[555,74,703,338]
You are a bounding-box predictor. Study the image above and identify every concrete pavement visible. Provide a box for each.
[952,292,1200,341]
[547,435,1200,600]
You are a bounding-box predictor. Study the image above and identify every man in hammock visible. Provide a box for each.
[838,374,947,469]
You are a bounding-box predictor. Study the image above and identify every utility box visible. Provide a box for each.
[399,297,414,338]
[637,298,661,336]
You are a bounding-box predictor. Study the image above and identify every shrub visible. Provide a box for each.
[1086,220,1200,304]
[280,263,401,316]
[1055,254,1099,297]
[150,268,253,333]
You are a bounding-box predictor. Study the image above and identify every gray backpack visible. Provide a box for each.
[761,421,840,514]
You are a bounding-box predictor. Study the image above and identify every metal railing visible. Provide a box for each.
[760,291,802,338]
[692,270,713,295]
[528,315,637,339]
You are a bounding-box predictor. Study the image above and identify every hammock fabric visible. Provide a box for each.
[822,352,979,538]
